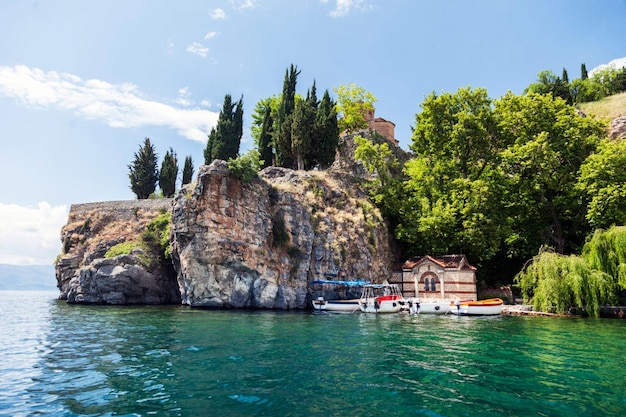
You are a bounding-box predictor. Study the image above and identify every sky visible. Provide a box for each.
[1,0,625,265]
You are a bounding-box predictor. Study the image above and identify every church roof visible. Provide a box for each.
[397,254,476,271]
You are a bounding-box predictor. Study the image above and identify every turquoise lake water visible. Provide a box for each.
[1,290,625,417]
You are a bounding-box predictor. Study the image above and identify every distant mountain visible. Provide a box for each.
[0,264,57,291]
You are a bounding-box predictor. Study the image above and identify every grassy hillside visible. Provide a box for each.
[579,92,626,121]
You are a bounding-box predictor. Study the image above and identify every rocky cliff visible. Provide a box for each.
[56,200,181,304]
[55,147,396,308]
[171,160,392,309]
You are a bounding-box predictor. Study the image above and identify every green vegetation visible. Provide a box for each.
[516,226,626,317]
[525,63,626,105]
[102,213,172,265]
[251,64,339,170]
[159,147,178,198]
[205,94,244,164]
[182,155,194,185]
[142,212,172,261]
[105,241,144,258]
[128,138,159,199]
[227,150,262,183]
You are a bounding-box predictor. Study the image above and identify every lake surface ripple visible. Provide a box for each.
[1,291,625,416]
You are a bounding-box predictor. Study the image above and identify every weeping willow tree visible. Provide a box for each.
[515,250,615,317]
[582,226,626,290]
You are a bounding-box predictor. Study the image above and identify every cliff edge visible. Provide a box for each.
[55,156,394,308]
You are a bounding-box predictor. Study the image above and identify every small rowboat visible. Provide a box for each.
[449,298,504,316]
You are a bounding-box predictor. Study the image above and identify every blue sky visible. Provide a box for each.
[1,0,625,265]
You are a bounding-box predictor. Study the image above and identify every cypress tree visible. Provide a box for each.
[274,64,300,168]
[182,155,194,185]
[258,105,274,168]
[314,90,339,168]
[581,63,588,80]
[562,68,569,84]
[128,138,159,199]
[291,98,314,170]
[204,94,244,163]
[159,147,178,198]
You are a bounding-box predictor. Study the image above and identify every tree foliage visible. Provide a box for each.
[182,155,194,185]
[227,150,262,183]
[159,147,178,197]
[128,138,159,199]
[204,94,244,164]
[399,87,506,263]
[495,92,605,255]
[274,64,300,168]
[252,67,339,170]
[515,250,614,317]
[334,83,377,134]
[577,139,626,229]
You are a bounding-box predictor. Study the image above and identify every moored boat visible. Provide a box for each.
[413,299,451,314]
[359,284,406,313]
[449,298,504,315]
[312,297,361,312]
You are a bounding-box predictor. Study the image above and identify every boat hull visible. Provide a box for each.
[359,298,404,313]
[417,300,451,314]
[449,298,504,315]
[312,299,361,312]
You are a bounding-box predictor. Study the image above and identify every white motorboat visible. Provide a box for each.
[359,284,406,313]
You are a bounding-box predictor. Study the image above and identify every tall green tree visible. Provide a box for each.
[182,155,194,185]
[313,89,339,168]
[576,138,626,229]
[334,83,377,134]
[159,147,178,198]
[562,67,569,83]
[399,87,506,263]
[128,138,159,199]
[258,104,274,168]
[204,94,244,164]
[525,70,572,104]
[495,92,606,256]
[291,96,315,170]
[274,64,300,168]
[581,63,588,80]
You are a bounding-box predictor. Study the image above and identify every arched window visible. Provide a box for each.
[421,274,439,292]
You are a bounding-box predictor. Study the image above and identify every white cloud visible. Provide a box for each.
[204,31,220,40]
[211,8,226,19]
[322,0,370,17]
[0,65,218,142]
[589,57,626,77]
[186,42,209,58]
[0,202,69,265]
[176,87,192,107]
[230,0,257,10]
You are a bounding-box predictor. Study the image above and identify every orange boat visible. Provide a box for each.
[449,298,504,315]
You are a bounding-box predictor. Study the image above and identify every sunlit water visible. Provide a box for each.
[1,290,625,416]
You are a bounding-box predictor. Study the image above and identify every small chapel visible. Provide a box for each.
[390,255,478,301]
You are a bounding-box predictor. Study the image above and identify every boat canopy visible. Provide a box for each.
[310,280,370,287]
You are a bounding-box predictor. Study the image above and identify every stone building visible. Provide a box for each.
[390,255,477,300]
[362,107,398,145]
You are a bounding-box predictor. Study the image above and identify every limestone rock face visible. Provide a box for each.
[65,253,180,305]
[171,160,392,309]
[55,199,181,304]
